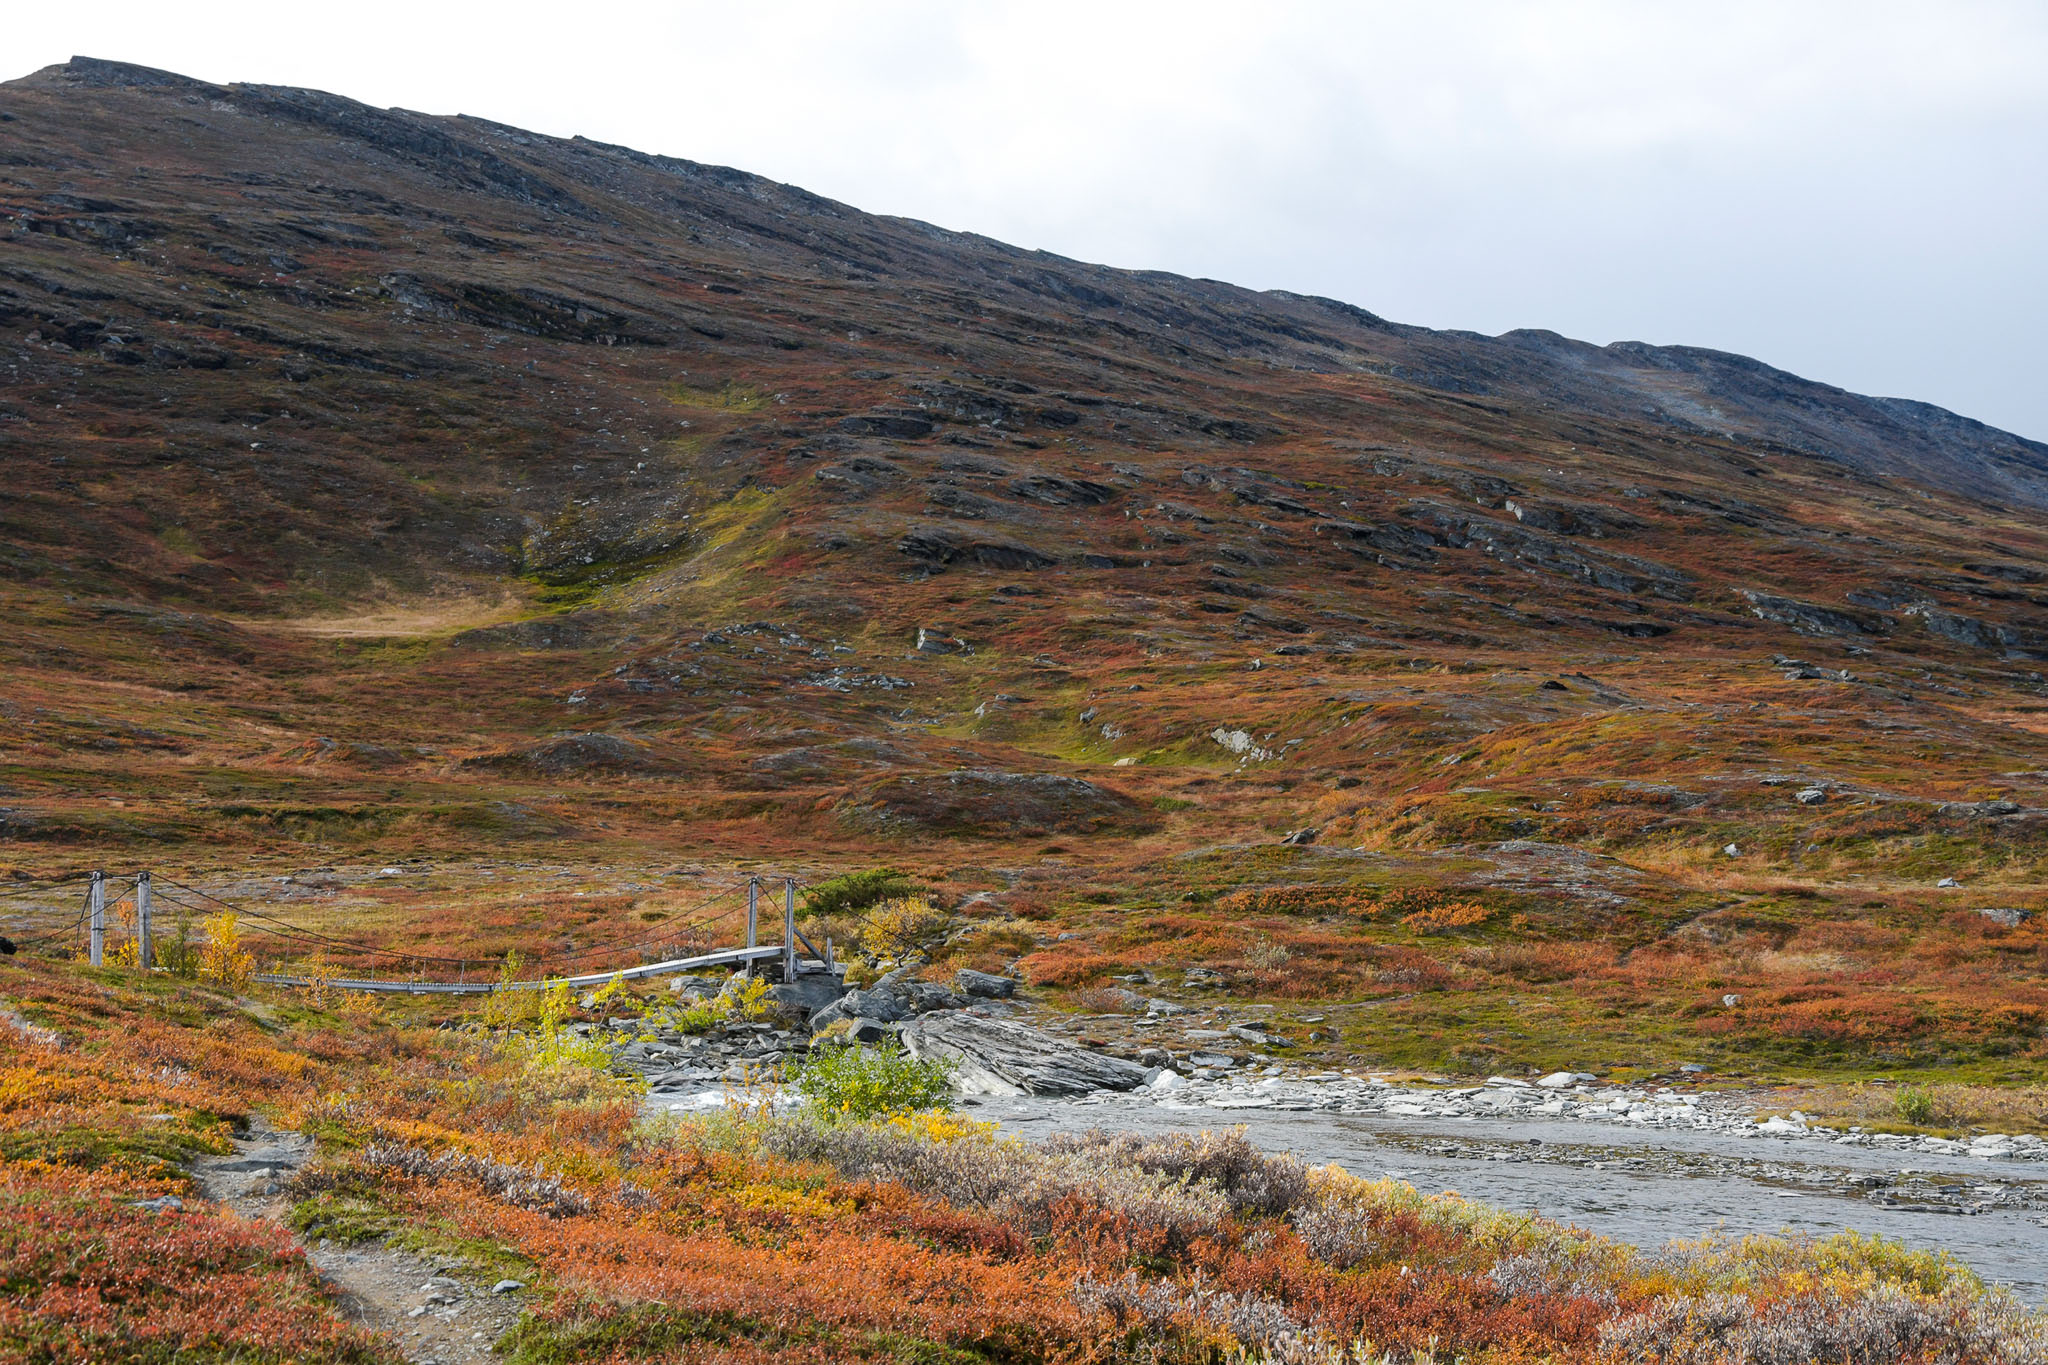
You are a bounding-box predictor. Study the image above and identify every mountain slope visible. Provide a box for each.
[1,56,2046,887]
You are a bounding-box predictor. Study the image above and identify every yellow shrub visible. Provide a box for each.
[719,974,773,1022]
[198,912,255,989]
[884,1109,1000,1144]
[480,952,539,1029]
[859,896,954,961]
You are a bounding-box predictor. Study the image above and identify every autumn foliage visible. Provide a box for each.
[0,952,2042,1363]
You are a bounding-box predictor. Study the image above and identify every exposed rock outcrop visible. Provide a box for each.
[901,1013,1152,1096]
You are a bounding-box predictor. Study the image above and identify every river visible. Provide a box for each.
[968,1089,2048,1302]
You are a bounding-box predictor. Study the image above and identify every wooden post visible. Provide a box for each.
[745,878,758,977]
[783,878,797,981]
[88,871,104,966]
[135,871,153,969]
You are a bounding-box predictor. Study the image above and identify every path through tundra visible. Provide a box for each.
[193,1120,526,1365]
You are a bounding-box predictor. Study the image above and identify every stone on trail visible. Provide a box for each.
[1535,1072,1577,1089]
[901,1012,1150,1096]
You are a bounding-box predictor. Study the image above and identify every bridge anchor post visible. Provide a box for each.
[783,878,797,982]
[135,871,153,970]
[88,872,104,966]
[744,878,758,977]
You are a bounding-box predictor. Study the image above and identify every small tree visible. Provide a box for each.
[789,1045,956,1120]
[480,951,539,1029]
[109,896,144,969]
[198,912,255,989]
[526,977,610,1070]
[1895,1085,1938,1127]
[157,912,200,978]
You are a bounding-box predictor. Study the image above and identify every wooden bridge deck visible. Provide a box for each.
[252,945,811,995]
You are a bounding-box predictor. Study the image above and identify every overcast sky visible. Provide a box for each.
[9,2,2047,442]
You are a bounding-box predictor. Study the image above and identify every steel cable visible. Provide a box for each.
[151,875,769,978]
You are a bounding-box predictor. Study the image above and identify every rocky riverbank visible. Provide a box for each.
[599,966,2048,1166]
[606,969,2048,1298]
[1126,1066,2048,1165]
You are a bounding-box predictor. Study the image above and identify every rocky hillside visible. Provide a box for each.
[3,56,2047,881]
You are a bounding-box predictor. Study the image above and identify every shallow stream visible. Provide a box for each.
[970,1092,2048,1302]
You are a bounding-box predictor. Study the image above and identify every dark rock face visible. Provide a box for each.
[1740,591,1890,638]
[1418,505,1694,601]
[839,414,934,439]
[1009,475,1118,507]
[1909,607,2048,660]
[839,770,1154,837]
[897,526,1057,571]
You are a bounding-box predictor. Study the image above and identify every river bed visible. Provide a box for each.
[968,1089,2048,1302]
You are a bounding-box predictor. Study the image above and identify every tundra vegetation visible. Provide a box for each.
[4,56,2048,1361]
[2,952,2044,1364]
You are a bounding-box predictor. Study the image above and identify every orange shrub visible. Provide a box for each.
[1405,901,1491,935]
[0,1169,395,1363]
[1017,942,1118,987]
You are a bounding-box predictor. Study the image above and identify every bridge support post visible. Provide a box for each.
[135,871,153,969]
[745,878,758,977]
[783,878,797,981]
[88,871,104,966]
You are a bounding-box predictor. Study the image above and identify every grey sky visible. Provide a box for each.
[10,1,2047,442]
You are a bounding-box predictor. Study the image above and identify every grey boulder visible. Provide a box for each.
[954,968,1017,999]
[840,987,908,1023]
[900,1012,1149,1096]
[768,971,847,1017]
[806,986,905,1031]
[905,981,970,1013]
